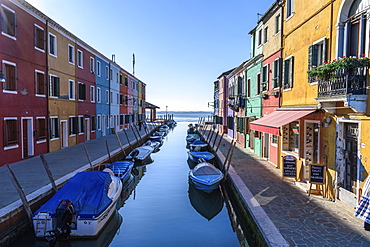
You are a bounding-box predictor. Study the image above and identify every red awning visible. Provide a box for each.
[249,110,316,136]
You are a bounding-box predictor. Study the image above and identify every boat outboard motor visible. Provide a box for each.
[54,199,75,240]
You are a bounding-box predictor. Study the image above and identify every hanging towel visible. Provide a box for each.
[355,175,370,224]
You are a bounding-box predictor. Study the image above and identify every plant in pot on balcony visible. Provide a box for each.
[308,56,370,81]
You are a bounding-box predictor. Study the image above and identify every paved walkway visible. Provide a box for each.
[0,124,156,215]
[206,129,370,247]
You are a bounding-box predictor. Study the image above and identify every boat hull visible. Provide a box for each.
[188,151,215,163]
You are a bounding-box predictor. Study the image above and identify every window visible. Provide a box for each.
[34,24,45,51]
[69,80,75,100]
[3,61,17,91]
[90,86,95,102]
[275,14,280,34]
[125,77,128,86]
[227,116,234,130]
[91,116,96,131]
[119,74,123,84]
[289,122,299,153]
[247,78,251,97]
[263,26,268,44]
[97,61,101,76]
[49,33,57,56]
[105,66,109,80]
[283,56,294,89]
[78,82,86,100]
[49,75,60,97]
[286,0,294,19]
[97,115,101,130]
[120,94,123,104]
[78,116,84,134]
[35,70,45,95]
[69,116,77,135]
[68,44,74,64]
[272,135,278,145]
[4,118,18,147]
[256,73,261,95]
[90,57,94,73]
[343,7,367,58]
[77,50,83,68]
[116,93,119,105]
[116,73,119,83]
[36,118,46,141]
[272,59,281,88]
[258,29,262,46]
[237,76,243,95]
[308,38,327,82]
[49,117,59,139]
[97,87,101,103]
[110,92,113,104]
[261,65,269,92]
[110,69,113,81]
[105,90,109,104]
[1,5,17,38]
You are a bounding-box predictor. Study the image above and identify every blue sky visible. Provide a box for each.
[26,0,274,111]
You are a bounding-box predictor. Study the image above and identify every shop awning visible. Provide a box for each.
[249,110,315,136]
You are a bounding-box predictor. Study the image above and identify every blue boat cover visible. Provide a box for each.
[189,151,215,160]
[34,171,113,218]
[191,140,207,145]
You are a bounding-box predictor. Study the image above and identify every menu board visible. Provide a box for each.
[283,155,297,178]
[310,164,325,184]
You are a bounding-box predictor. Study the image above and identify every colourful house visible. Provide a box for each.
[0,0,48,165]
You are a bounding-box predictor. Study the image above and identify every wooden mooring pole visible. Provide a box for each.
[39,153,57,192]
[215,132,225,154]
[5,164,33,225]
[84,146,93,169]
[113,129,126,158]
[224,141,236,178]
[105,140,112,164]
[123,128,132,149]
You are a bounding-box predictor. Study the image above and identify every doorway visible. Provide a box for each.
[85,118,90,141]
[263,133,269,159]
[22,118,34,158]
[60,120,68,148]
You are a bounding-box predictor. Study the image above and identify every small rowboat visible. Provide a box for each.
[189,161,224,194]
[188,151,215,163]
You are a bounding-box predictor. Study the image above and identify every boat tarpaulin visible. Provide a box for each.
[249,110,315,136]
[34,171,112,218]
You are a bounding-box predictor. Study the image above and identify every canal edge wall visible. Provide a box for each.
[0,126,156,246]
[211,136,289,247]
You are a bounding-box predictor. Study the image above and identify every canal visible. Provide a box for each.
[10,121,255,247]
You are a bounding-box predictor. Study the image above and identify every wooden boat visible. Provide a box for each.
[107,160,134,183]
[187,151,215,163]
[189,161,224,194]
[126,145,154,162]
[149,131,164,142]
[189,139,208,151]
[33,169,122,241]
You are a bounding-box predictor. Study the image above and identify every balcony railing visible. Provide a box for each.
[317,68,368,97]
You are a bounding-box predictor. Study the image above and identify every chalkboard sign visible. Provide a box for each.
[310,164,325,184]
[283,155,297,178]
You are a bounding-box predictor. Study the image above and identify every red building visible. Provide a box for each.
[76,41,97,143]
[0,0,48,166]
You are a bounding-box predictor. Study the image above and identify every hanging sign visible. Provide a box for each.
[282,155,297,178]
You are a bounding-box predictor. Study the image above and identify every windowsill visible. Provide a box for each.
[283,88,292,91]
[3,90,17,94]
[34,47,45,53]
[310,81,318,86]
[4,144,19,150]
[36,94,46,97]
[36,140,47,144]
[2,32,16,40]
[50,138,59,141]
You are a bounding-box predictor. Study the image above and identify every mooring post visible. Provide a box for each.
[224,141,236,178]
[39,153,57,192]
[130,124,140,144]
[223,140,235,172]
[215,132,225,154]
[132,124,143,146]
[123,128,132,149]
[5,164,34,225]
[211,130,220,151]
[113,128,126,158]
[84,146,93,170]
[105,140,112,164]
[209,129,216,146]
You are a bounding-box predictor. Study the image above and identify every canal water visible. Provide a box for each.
[11,117,254,247]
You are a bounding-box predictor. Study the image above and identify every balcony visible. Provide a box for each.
[309,57,369,113]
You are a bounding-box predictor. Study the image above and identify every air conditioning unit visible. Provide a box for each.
[270,91,280,96]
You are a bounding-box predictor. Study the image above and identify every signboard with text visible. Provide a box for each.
[283,155,297,179]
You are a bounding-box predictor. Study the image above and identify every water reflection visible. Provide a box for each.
[188,181,223,221]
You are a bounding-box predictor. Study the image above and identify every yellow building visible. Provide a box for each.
[47,22,78,151]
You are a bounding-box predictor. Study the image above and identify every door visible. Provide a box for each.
[263,133,269,159]
[344,123,358,193]
[22,119,33,158]
[85,118,90,141]
[102,115,106,136]
[60,121,68,148]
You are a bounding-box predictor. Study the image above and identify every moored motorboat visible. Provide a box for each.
[143,140,160,153]
[33,169,122,241]
[188,151,215,163]
[189,139,208,151]
[126,145,154,163]
[189,161,224,194]
[186,134,200,144]
[107,160,134,183]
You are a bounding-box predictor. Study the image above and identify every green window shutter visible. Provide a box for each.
[284,59,290,87]
[55,77,60,97]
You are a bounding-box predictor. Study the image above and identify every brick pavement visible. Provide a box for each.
[212,133,370,247]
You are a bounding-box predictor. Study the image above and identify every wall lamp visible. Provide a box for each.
[0,70,5,83]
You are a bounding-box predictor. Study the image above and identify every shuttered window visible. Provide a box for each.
[78,83,86,100]
[3,62,17,91]
[34,25,44,50]
[49,75,60,97]
[1,5,17,37]
[283,56,294,89]
[36,118,46,141]
[35,71,45,95]
[4,118,18,146]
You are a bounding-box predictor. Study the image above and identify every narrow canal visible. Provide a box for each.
[11,121,255,247]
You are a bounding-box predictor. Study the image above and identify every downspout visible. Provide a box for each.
[45,19,50,153]
[75,37,78,145]
[278,0,284,109]
[108,61,111,135]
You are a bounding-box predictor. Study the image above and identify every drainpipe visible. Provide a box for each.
[278,0,284,109]
[108,61,111,135]
[45,19,50,153]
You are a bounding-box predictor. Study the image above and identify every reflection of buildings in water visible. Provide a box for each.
[188,181,223,221]
[35,211,123,247]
